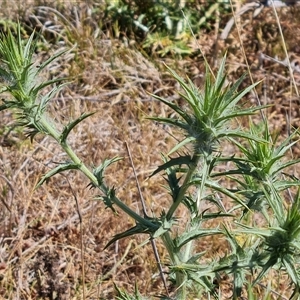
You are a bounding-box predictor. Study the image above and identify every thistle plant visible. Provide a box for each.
[1,25,300,299]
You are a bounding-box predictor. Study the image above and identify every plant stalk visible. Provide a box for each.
[161,231,187,299]
[38,115,157,229]
[166,155,200,220]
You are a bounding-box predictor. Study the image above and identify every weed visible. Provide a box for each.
[104,0,231,57]
[1,20,300,300]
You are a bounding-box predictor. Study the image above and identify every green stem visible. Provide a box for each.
[264,182,285,226]
[183,239,194,263]
[161,231,176,263]
[161,231,187,299]
[39,115,157,229]
[166,155,200,220]
[163,154,211,299]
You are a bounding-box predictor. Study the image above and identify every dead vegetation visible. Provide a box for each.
[0,1,300,299]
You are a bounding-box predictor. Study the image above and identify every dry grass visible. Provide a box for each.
[0,1,300,299]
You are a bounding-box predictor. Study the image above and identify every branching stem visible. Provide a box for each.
[38,115,157,228]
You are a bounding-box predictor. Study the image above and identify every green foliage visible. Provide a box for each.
[104,0,231,56]
[114,282,146,300]
[1,23,300,299]
[146,57,300,298]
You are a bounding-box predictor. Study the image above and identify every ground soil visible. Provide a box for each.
[0,1,300,299]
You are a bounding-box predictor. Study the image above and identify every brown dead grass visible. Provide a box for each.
[0,1,300,299]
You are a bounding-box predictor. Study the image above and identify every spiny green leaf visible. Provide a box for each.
[174,228,223,249]
[188,272,218,298]
[283,255,300,286]
[186,252,206,265]
[0,67,14,85]
[36,162,79,188]
[23,30,36,61]
[149,154,192,177]
[214,105,269,126]
[114,282,145,300]
[31,78,68,98]
[168,136,195,155]
[233,225,272,239]
[273,180,300,191]
[149,93,192,123]
[37,48,70,75]
[34,83,69,117]
[91,156,123,187]
[105,222,153,249]
[101,186,117,213]
[215,54,226,88]
[276,159,300,173]
[253,255,278,286]
[147,116,188,132]
[201,211,234,220]
[152,215,176,239]
[220,130,266,143]
[60,112,95,144]
[191,178,249,210]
